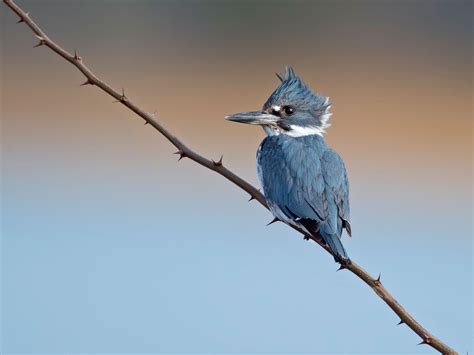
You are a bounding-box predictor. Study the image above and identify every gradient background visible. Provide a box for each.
[1,0,472,353]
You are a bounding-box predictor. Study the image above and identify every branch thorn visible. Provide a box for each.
[113,88,127,103]
[174,150,187,161]
[33,35,45,48]
[266,217,279,226]
[373,273,382,285]
[17,12,29,23]
[417,338,431,346]
[337,264,346,272]
[80,79,92,86]
[248,195,255,202]
[120,88,127,101]
[73,48,81,61]
[212,155,223,167]
[397,319,404,325]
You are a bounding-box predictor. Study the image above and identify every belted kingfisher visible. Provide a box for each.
[225,67,351,263]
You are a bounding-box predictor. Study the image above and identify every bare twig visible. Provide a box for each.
[2,1,457,353]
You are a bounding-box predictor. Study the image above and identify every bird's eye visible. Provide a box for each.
[283,106,294,115]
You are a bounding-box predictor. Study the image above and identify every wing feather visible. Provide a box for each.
[321,148,351,236]
[258,135,350,236]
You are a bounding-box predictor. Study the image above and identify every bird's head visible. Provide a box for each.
[225,67,332,137]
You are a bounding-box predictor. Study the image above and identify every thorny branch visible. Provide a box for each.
[2,1,457,354]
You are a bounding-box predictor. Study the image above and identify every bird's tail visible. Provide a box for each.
[300,219,351,264]
[322,232,351,264]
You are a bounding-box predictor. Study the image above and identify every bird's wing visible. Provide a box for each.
[321,148,351,236]
[258,136,350,233]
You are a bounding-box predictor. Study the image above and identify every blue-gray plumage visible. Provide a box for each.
[225,67,351,263]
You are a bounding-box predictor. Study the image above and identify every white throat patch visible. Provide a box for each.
[285,125,325,137]
[262,124,324,137]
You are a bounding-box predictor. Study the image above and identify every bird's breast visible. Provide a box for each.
[256,135,326,198]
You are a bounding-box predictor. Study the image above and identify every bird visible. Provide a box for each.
[225,67,352,264]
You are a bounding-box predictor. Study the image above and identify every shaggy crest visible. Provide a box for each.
[263,66,332,131]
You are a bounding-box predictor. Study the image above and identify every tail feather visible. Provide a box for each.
[323,232,350,264]
[299,218,351,264]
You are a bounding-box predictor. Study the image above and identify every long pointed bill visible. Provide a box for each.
[224,111,279,125]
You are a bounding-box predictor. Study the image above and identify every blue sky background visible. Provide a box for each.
[1,0,472,353]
